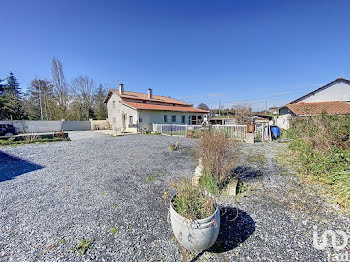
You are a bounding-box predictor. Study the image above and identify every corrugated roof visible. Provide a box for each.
[286,101,350,116]
[121,101,210,113]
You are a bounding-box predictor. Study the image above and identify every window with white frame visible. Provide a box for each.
[164,115,168,123]
[171,115,176,122]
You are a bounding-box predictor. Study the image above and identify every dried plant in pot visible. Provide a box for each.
[167,179,220,251]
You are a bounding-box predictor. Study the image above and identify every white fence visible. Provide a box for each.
[212,124,247,141]
[152,123,247,141]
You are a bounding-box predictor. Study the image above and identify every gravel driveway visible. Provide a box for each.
[0,132,349,261]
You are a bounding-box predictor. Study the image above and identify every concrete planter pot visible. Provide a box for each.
[170,193,220,251]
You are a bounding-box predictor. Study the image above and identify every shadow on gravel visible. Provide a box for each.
[232,165,262,180]
[0,152,44,182]
[190,207,255,262]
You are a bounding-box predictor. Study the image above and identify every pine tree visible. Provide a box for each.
[2,72,25,120]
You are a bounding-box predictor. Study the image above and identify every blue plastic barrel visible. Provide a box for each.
[270,126,280,140]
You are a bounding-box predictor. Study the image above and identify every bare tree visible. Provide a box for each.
[70,76,96,120]
[233,104,252,124]
[27,78,55,120]
[51,57,69,119]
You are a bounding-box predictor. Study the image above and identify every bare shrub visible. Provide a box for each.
[23,133,38,142]
[197,131,239,187]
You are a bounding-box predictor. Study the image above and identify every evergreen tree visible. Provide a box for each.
[93,84,107,120]
[0,78,6,119]
[2,72,25,120]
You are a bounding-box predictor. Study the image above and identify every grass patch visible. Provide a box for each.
[285,115,350,208]
[72,238,94,256]
[0,137,68,147]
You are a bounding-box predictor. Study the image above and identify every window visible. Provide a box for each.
[139,117,142,123]
[112,101,115,109]
[181,116,186,123]
[171,115,176,122]
[198,115,202,120]
[164,115,168,123]
[129,116,133,125]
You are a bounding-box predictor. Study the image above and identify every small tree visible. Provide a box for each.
[198,103,209,110]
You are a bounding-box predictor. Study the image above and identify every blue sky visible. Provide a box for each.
[1,0,350,110]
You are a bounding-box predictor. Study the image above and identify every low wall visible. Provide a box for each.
[0,120,109,133]
[90,120,110,130]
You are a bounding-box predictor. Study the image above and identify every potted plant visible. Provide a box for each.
[168,179,220,251]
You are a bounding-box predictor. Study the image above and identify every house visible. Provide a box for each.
[104,84,210,132]
[277,77,350,129]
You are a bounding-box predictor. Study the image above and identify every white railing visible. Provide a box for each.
[152,123,247,140]
[211,124,247,141]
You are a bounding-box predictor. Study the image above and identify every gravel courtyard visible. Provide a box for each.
[0,132,349,261]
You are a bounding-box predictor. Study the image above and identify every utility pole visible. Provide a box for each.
[218,100,221,116]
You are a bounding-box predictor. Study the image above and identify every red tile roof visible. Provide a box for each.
[121,101,210,113]
[286,101,350,116]
[106,89,192,106]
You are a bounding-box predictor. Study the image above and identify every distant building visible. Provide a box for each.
[209,117,236,125]
[104,84,209,132]
[277,77,350,129]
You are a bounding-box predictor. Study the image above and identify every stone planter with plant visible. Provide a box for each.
[168,179,220,251]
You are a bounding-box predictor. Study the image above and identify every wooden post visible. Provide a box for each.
[182,247,186,262]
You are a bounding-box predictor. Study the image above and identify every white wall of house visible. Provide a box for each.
[139,111,206,131]
[299,81,350,103]
[106,93,139,132]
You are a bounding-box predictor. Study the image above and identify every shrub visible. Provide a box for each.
[197,131,239,193]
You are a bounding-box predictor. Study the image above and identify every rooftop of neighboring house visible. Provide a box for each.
[279,77,350,116]
[104,84,210,113]
[286,101,350,116]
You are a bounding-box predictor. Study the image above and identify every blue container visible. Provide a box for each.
[270,126,280,140]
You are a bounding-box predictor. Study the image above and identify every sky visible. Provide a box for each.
[1,0,350,110]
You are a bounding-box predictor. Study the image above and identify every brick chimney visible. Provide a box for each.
[148,88,152,99]
[119,84,124,95]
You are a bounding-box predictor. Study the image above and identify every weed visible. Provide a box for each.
[199,174,219,195]
[57,237,67,245]
[110,227,119,237]
[171,178,216,220]
[146,174,158,182]
[72,238,94,256]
